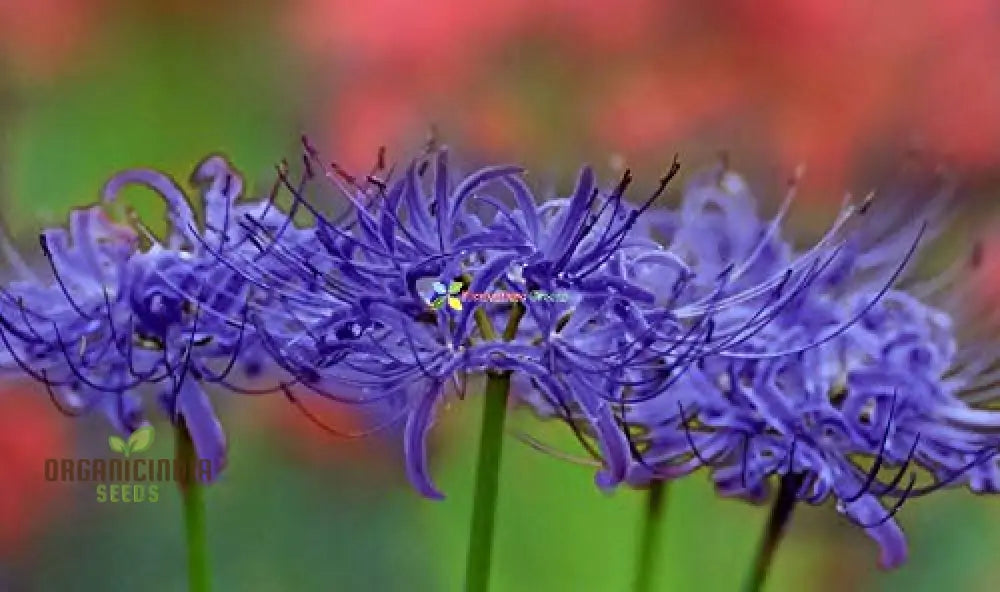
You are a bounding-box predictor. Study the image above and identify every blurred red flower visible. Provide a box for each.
[256,390,396,476]
[0,0,103,79]
[291,0,1000,189]
[0,383,69,555]
[292,0,532,76]
[972,229,1000,307]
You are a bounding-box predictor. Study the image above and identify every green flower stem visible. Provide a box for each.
[465,371,512,592]
[175,422,211,592]
[743,472,805,592]
[474,308,499,341]
[501,302,525,342]
[634,481,669,592]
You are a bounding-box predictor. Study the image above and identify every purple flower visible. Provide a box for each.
[0,206,144,430]
[229,144,892,500]
[0,156,283,479]
[222,143,745,496]
[14,142,995,577]
[625,165,999,568]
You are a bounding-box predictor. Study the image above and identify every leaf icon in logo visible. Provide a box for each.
[430,281,450,309]
[109,435,127,456]
[446,280,463,310]
[128,425,155,455]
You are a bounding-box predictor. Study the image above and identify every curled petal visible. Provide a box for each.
[103,169,198,248]
[843,495,908,569]
[404,382,445,500]
[175,380,227,482]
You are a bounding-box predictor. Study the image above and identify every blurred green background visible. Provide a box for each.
[2,1,1000,590]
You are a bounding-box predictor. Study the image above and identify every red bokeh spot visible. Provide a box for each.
[0,0,102,79]
[0,383,70,555]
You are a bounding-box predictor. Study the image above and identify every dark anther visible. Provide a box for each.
[424,125,439,152]
[331,161,356,185]
[612,168,633,198]
[662,154,682,189]
[859,192,876,215]
[971,241,984,269]
[300,134,319,157]
[301,153,315,179]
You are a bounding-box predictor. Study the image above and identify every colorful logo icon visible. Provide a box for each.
[430,280,463,311]
[108,425,155,458]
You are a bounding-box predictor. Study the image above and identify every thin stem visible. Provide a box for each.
[634,481,669,592]
[474,307,498,341]
[502,302,525,342]
[743,472,805,592]
[176,422,211,592]
[465,371,512,592]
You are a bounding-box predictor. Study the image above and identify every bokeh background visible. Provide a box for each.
[2,1,1000,590]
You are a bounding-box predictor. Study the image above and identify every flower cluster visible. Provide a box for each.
[0,155,291,478]
[621,165,999,567]
[2,142,997,566]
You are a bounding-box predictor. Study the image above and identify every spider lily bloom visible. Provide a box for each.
[0,156,281,479]
[242,144,888,497]
[0,206,143,431]
[502,164,872,487]
[199,144,533,498]
[626,165,1000,568]
[452,159,820,489]
[226,145,860,498]
[222,143,745,496]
